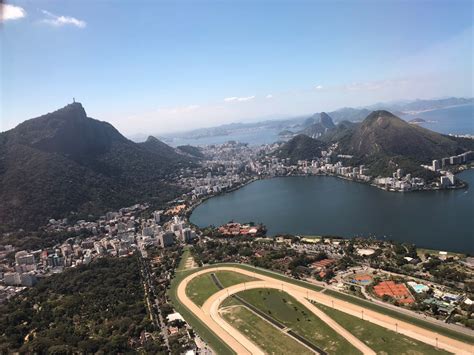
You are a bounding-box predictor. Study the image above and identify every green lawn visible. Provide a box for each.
[185,271,258,307]
[416,248,465,260]
[230,288,361,355]
[314,303,451,355]
[324,289,474,345]
[176,246,192,272]
[220,305,313,355]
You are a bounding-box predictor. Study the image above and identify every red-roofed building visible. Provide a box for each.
[310,259,335,270]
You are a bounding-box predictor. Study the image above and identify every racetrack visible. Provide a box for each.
[177,266,474,355]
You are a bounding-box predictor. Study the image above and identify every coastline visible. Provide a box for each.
[402,102,474,116]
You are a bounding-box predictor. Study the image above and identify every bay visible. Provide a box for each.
[403,103,474,135]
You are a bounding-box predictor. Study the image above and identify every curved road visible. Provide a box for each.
[177,266,473,355]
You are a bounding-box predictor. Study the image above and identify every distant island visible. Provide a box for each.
[408,118,427,124]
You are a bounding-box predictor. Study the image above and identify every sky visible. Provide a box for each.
[1,0,473,136]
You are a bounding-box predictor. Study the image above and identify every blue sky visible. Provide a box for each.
[1,0,473,135]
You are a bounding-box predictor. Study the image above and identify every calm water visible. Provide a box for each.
[164,128,283,147]
[191,170,474,253]
[403,104,473,135]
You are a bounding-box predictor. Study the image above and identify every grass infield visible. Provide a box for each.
[225,288,361,354]
[185,271,257,306]
[314,302,451,354]
[220,304,313,354]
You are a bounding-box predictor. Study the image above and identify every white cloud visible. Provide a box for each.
[41,10,86,28]
[265,94,273,99]
[315,85,323,90]
[224,95,255,102]
[1,4,26,21]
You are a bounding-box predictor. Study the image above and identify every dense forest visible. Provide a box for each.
[0,256,160,353]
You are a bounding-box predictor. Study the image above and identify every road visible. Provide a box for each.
[139,254,170,351]
[177,266,473,355]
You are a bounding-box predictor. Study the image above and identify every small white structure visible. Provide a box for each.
[167,312,185,323]
[356,248,375,256]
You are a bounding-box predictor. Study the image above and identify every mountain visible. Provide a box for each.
[335,110,474,176]
[139,135,192,161]
[0,103,191,231]
[318,120,358,143]
[327,107,372,122]
[176,145,205,159]
[300,112,336,138]
[275,134,327,163]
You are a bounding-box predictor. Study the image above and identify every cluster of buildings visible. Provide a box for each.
[180,172,245,199]
[247,143,374,184]
[432,151,473,170]
[0,202,198,302]
[374,169,426,192]
[138,213,196,253]
[422,151,473,188]
[170,139,473,196]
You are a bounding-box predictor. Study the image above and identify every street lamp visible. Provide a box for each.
[361,310,364,320]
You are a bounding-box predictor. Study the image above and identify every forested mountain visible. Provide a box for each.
[337,110,462,160]
[138,135,191,161]
[275,134,327,163]
[299,112,336,138]
[177,145,205,158]
[0,103,191,231]
[335,110,474,176]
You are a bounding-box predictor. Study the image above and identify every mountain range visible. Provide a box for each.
[150,97,473,143]
[0,103,195,232]
[277,110,474,177]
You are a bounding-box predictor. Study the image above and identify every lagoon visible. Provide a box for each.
[191,170,474,253]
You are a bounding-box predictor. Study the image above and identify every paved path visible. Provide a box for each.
[177,266,474,355]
